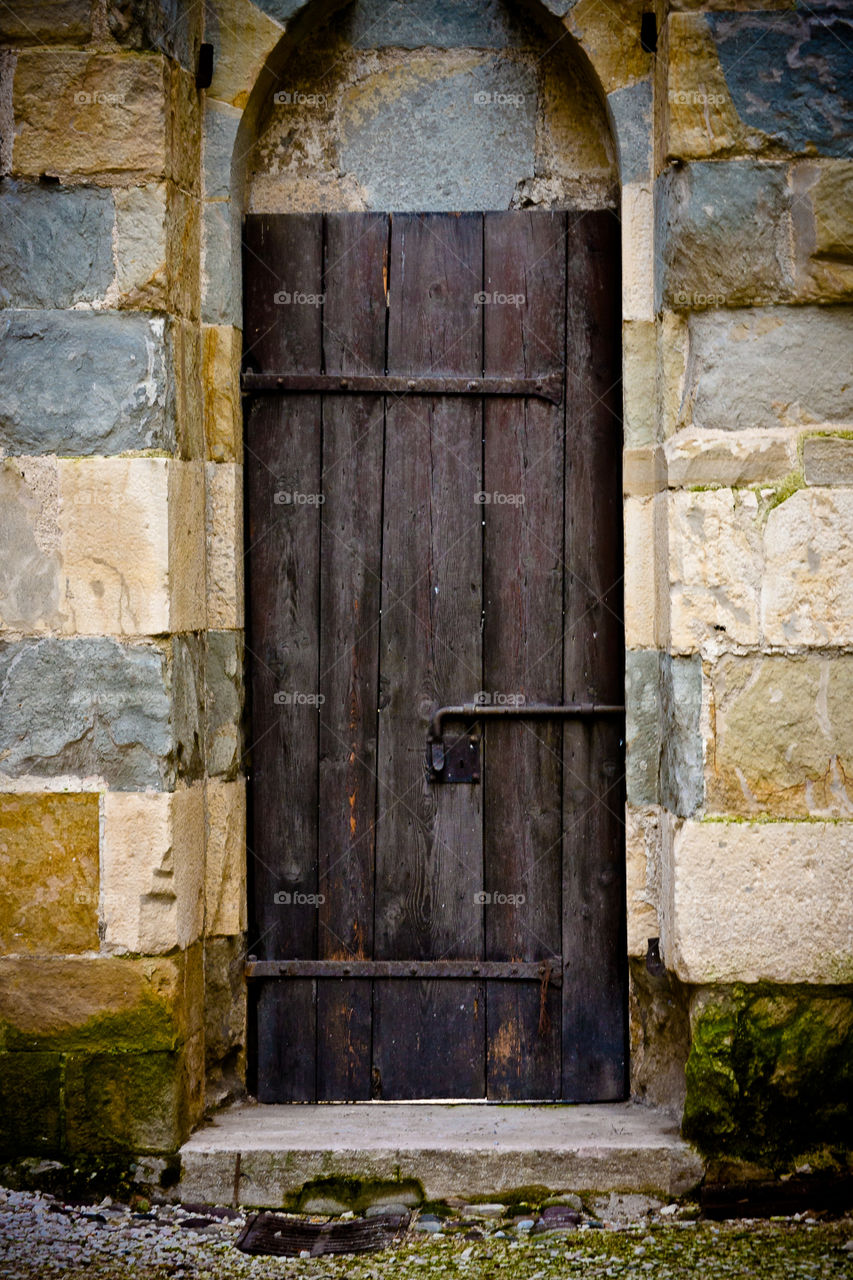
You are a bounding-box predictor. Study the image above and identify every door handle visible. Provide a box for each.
[427,701,624,782]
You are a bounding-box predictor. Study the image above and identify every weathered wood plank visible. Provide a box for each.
[373,213,485,1099]
[316,212,389,1100]
[483,211,565,1099]
[244,213,323,1102]
[561,210,627,1101]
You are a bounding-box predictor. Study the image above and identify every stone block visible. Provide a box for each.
[338,57,536,212]
[607,79,652,184]
[0,1053,62,1158]
[682,307,853,432]
[624,495,667,650]
[172,316,204,460]
[0,0,91,43]
[708,653,853,818]
[201,199,241,327]
[625,806,661,956]
[660,654,703,817]
[168,461,206,632]
[0,946,203,1053]
[0,637,172,790]
[114,181,168,308]
[621,182,654,322]
[657,161,792,310]
[203,99,242,202]
[65,1033,203,1153]
[657,311,689,441]
[625,649,660,808]
[340,0,527,49]
[565,0,652,95]
[0,457,62,631]
[665,428,797,488]
[792,161,853,301]
[0,310,175,456]
[622,319,655,449]
[803,435,853,487]
[669,488,763,652]
[206,0,283,111]
[762,488,853,646]
[684,985,853,1163]
[0,181,114,308]
[663,13,747,161]
[202,324,242,462]
[11,52,168,180]
[205,778,246,937]
[708,9,853,158]
[107,0,202,71]
[205,630,243,778]
[171,633,205,781]
[167,63,202,195]
[661,818,853,985]
[623,447,665,497]
[58,457,171,635]
[206,462,244,630]
[0,794,99,955]
[102,787,204,955]
[204,935,246,1105]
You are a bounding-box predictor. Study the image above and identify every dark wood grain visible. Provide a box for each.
[243,213,324,1101]
[373,213,485,1098]
[316,212,388,1100]
[561,210,627,1101]
[482,211,565,1099]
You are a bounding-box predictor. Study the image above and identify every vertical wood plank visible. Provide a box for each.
[243,213,323,1102]
[483,211,565,1099]
[373,213,485,1099]
[316,213,388,1100]
[561,209,627,1101]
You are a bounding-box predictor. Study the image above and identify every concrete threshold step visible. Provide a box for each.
[177,1101,704,1207]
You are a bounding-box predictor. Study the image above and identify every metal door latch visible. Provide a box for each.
[427,732,481,783]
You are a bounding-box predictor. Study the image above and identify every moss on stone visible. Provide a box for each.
[683,985,853,1166]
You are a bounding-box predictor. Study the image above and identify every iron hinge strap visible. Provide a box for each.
[244,958,563,986]
[240,371,563,405]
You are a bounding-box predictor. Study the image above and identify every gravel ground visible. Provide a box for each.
[1,1187,852,1279]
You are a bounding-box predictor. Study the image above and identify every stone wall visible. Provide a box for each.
[0,0,850,1175]
[0,1,246,1162]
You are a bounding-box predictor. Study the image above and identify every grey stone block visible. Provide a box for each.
[0,310,175,456]
[339,58,536,211]
[710,9,853,158]
[0,0,91,43]
[625,649,660,808]
[339,0,529,49]
[660,654,703,818]
[684,306,853,431]
[203,102,241,202]
[0,637,173,790]
[107,0,201,71]
[172,634,205,781]
[0,181,115,309]
[803,435,853,487]
[206,630,243,778]
[657,161,791,311]
[0,460,61,631]
[201,200,241,327]
[608,80,652,184]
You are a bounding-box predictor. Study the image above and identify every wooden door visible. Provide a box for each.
[243,211,625,1102]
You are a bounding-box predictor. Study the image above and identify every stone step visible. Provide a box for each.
[177,1101,704,1208]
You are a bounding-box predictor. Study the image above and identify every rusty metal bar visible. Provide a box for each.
[428,701,625,745]
[240,371,564,405]
[245,958,563,985]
